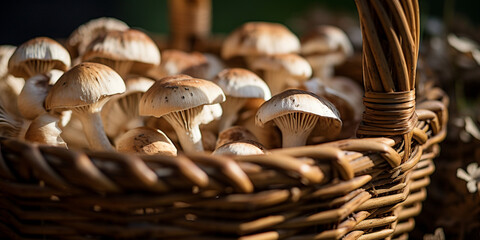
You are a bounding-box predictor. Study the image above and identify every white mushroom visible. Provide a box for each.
[115,127,177,156]
[82,29,161,77]
[301,25,353,80]
[251,54,312,95]
[256,89,341,148]
[213,68,271,131]
[45,63,126,151]
[213,140,266,156]
[139,74,225,153]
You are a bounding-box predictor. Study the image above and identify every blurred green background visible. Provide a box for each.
[0,0,478,45]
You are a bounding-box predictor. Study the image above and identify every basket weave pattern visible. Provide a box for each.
[0,97,447,239]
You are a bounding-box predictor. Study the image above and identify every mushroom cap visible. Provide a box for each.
[124,75,155,94]
[256,89,341,127]
[326,76,364,121]
[0,45,16,77]
[251,54,312,80]
[8,37,71,78]
[204,53,226,80]
[67,17,129,59]
[221,22,301,59]
[82,29,161,73]
[216,126,258,148]
[45,62,125,111]
[213,68,271,100]
[157,49,208,78]
[213,140,265,156]
[301,25,353,57]
[115,127,177,156]
[139,74,225,118]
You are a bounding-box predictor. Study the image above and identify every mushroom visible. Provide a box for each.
[115,126,177,156]
[256,89,341,148]
[24,112,67,148]
[102,75,155,139]
[82,29,161,77]
[16,71,72,129]
[304,76,363,140]
[139,74,225,153]
[149,49,208,79]
[237,110,282,149]
[8,37,71,79]
[301,25,353,80]
[203,53,226,80]
[66,17,129,60]
[45,62,126,151]
[213,140,266,156]
[250,54,312,95]
[8,37,71,122]
[213,68,271,131]
[221,22,301,64]
[216,126,258,148]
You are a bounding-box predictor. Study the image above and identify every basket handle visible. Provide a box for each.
[355,0,420,160]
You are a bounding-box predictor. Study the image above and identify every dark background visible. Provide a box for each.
[0,0,477,46]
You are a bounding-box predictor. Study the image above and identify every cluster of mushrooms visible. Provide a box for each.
[0,18,364,157]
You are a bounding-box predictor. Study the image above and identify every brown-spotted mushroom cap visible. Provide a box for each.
[213,140,266,156]
[8,37,71,79]
[213,68,271,131]
[139,74,225,153]
[251,53,312,95]
[45,62,126,151]
[82,29,161,77]
[221,22,301,60]
[301,25,353,80]
[66,17,129,60]
[256,89,341,148]
[115,126,177,156]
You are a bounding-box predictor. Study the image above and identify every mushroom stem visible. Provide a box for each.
[163,106,204,153]
[273,112,319,148]
[17,74,49,120]
[175,123,203,153]
[218,97,247,132]
[264,70,287,95]
[77,111,114,151]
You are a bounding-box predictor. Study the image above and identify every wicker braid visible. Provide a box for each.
[356,0,420,139]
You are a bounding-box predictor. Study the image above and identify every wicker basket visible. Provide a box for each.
[0,0,448,239]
